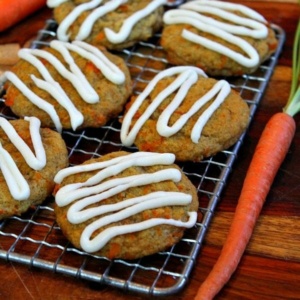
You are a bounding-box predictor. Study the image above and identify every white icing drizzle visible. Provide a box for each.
[103,0,168,44]
[0,142,30,201]
[4,40,125,132]
[0,116,46,201]
[76,0,127,41]
[64,170,184,223]
[55,151,175,184]
[18,48,84,131]
[0,117,46,170]
[48,0,167,44]
[4,71,63,132]
[69,41,126,84]
[47,0,67,8]
[48,40,99,103]
[81,211,197,253]
[56,0,105,42]
[163,0,269,68]
[54,152,197,253]
[120,66,230,146]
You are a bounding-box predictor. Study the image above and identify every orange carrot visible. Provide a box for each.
[195,112,296,300]
[0,0,46,32]
[195,19,300,300]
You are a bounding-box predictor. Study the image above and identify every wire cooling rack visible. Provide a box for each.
[0,14,285,297]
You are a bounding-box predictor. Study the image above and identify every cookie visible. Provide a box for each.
[0,117,69,219]
[2,40,132,132]
[48,0,167,50]
[120,66,250,162]
[54,151,198,260]
[161,0,278,76]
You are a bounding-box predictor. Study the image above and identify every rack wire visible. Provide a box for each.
[0,12,285,297]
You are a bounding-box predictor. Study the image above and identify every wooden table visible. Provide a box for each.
[0,1,299,299]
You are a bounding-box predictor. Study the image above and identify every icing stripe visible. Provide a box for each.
[54,151,176,183]
[68,191,190,224]
[0,117,46,200]
[18,48,84,131]
[103,0,168,44]
[70,41,126,84]
[47,0,67,8]
[4,71,63,132]
[181,1,267,37]
[80,210,197,253]
[49,40,99,103]
[183,0,266,23]
[0,117,46,170]
[56,0,104,42]
[55,154,179,207]
[0,142,30,201]
[76,0,127,41]
[26,43,99,104]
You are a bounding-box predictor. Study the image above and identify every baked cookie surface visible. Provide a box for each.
[120,66,250,162]
[161,0,278,76]
[54,151,198,260]
[0,117,69,219]
[3,40,132,132]
[49,0,166,50]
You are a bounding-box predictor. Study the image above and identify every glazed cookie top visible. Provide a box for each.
[120,65,250,161]
[54,151,198,254]
[163,0,273,69]
[121,66,230,146]
[48,0,167,49]
[2,40,131,131]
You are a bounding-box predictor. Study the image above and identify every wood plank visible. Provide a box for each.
[205,212,300,261]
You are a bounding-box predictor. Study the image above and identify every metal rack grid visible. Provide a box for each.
[0,15,285,297]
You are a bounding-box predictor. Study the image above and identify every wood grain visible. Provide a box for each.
[206,212,300,261]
